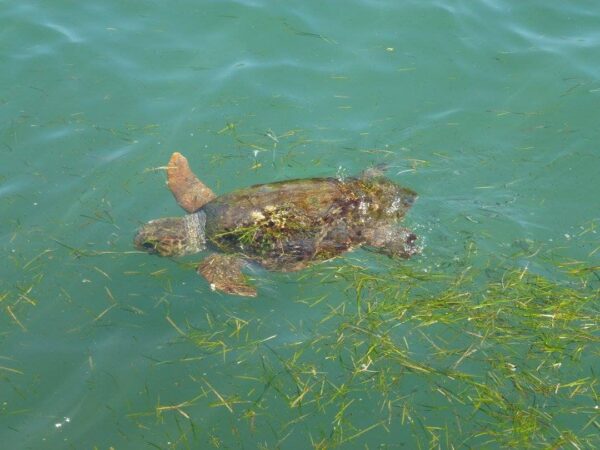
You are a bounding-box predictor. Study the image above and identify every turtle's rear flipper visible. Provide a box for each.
[197,253,257,297]
[363,225,420,259]
[167,152,216,213]
[360,163,389,179]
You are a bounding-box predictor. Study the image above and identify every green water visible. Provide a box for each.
[2,1,599,448]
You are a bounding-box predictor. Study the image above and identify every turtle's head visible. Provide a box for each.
[134,214,205,257]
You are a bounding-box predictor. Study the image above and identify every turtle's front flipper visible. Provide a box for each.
[197,253,257,297]
[167,152,216,213]
[363,225,420,259]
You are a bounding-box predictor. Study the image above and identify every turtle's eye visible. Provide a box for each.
[142,241,156,251]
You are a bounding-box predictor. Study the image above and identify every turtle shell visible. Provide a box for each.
[200,176,415,270]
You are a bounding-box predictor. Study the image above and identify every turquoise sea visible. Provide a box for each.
[2,1,599,448]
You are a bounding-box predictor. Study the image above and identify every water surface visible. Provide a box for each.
[2,1,599,448]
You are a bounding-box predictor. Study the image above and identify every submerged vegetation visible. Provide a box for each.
[322,262,599,448]
[126,253,599,449]
[3,121,597,447]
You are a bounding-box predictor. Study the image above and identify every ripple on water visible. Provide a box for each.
[0,178,29,199]
[42,21,84,44]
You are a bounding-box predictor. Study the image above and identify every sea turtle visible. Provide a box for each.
[134,152,419,297]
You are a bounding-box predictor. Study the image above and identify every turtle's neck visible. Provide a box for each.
[183,210,207,253]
